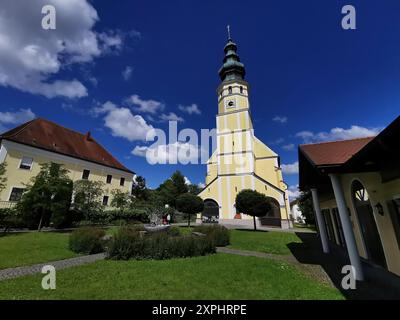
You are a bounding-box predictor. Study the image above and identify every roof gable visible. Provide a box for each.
[299,137,374,167]
[0,118,133,174]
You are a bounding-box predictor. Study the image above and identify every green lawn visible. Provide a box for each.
[229,230,302,255]
[0,232,78,270]
[0,253,343,300]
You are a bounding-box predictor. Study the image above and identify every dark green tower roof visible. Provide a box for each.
[218,32,246,82]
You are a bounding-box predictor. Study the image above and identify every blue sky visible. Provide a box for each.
[1,0,399,196]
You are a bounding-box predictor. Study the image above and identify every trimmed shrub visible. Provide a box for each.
[107,228,215,260]
[69,227,106,254]
[106,226,143,260]
[167,226,181,236]
[0,208,25,231]
[193,224,230,247]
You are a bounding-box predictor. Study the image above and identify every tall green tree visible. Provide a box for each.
[157,179,177,207]
[111,189,130,215]
[157,171,189,208]
[18,163,73,230]
[235,189,271,231]
[171,171,188,195]
[131,175,149,201]
[73,180,104,222]
[0,163,7,194]
[188,183,202,195]
[298,191,315,225]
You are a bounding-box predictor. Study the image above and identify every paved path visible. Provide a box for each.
[217,247,335,287]
[0,253,106,281]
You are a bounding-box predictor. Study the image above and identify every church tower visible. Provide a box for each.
[198,29,292,229]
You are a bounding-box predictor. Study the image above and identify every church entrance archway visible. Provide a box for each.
[202,199,219,223]
[259,197,282,227]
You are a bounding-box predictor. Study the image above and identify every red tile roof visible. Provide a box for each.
[299,137,374,166]
[0,118,134,174]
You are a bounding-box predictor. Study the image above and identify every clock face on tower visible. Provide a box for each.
[225,98,236,109]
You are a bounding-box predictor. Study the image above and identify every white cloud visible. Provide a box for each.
[125,94,165,114]
[281,161,299,175]
[198,182,205,189]
[93,101,155,141]
[273,116,288,124]
[296,125,381,143]
[287,184,300,200]
[0,0,126,98]
[98,31,123,53]
[159,112,184,122]
[178,104,201,115]
[282,143,295,151]
[184,177,191,185]
[122,66,133,81]
[0,108,35,132]
[132,141,200,164]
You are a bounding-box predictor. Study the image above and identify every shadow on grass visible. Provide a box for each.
[232,229,270,233]
[287,232,400,300]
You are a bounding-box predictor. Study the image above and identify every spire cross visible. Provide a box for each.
[227,25,231,40]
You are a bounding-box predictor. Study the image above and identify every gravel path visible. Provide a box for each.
[0,253,106,281]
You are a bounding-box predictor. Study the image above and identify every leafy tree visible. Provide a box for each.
[0,163,7,194]
[131,175,150,201]
[171,171,188,195]
[73,180,104,222]
[157,179,177,207]
[111,189,130,215]
[18,163,73,230]
[298,191,315,225]
[156,171,189,208]
[235,189,271,231]
[176,193,204,227]
[0,208,23,232]
[188,183,202,195]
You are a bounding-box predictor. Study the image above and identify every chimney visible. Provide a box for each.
[85,131,92,141]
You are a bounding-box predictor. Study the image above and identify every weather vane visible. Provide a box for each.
[227,25,231,40]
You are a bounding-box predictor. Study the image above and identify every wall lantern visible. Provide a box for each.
[375,202,384,216]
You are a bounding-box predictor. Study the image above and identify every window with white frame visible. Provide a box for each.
[19,157,33,170]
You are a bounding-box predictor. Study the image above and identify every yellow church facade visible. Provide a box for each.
[198,36,292,229]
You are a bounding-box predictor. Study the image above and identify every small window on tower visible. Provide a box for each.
[228,86,232,94]
[240,86,243,94]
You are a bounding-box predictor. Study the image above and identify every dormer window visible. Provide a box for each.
[19,157,33,170]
